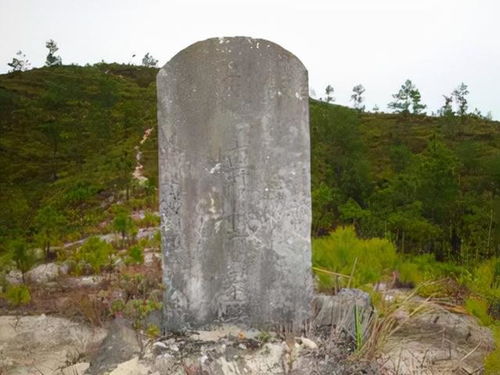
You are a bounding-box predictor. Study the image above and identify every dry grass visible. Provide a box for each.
[356,286,434,361]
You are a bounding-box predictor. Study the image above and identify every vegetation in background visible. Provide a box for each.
[72,236,114,274]
[2,284,31,307]
[1,64,496,268]
[0,63,157,257]
[6,239,36,283]
[311,98,498,264]
[350,84,365,112]
[484,324,500,374]
[126,245,144,265]
[45,39,62,67]
[0,64,498,357]
[313,226,397,291]
[113,207,137,247]
[388,79,426,115]
[7,51,31,72]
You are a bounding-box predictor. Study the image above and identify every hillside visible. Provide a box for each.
[1,64,499,374]
[0,64,157,244]
[1,64,499,261]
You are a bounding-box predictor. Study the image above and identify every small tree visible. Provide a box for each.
[452,82,469,116]
[7,51,30,72]
[9,239,36,283]
[439,95,454,117]
[388,79,426,115]
[142,53,158,67]
[113,209,137,246]
[350,84,366,112]
[35,206,66,260]
[410,87,426,114]
[77,237,114,274]
[45,39,62,66]
[324,84,335,103]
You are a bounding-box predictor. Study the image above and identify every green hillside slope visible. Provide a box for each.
[0,65,498,263]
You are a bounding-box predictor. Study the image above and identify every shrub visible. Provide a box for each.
[118,272,161,300]
[312,226,397,291]
[465,297,493,326]
[126,245,144,265]
[3,284,31,307]
[484,324,500,375]
[75,237,114,274]
[138,211,160,228]
[112,296,162,358]
[467,257,500,310]
[8,239,37,283]
[113,208,137,246]
[65,290,109,326]
[397,254,467,297]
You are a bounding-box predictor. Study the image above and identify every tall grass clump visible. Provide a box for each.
[397,253,467,297]
[468,258,500,310]
[484,324,500,375]
[312,226,397,291]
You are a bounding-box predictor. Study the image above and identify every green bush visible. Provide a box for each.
[312,226,397,290]
[138,211,160,228]
[465,297,493,326]
[484,324,500,375]
[8,239,37,283]
[126,245,144,265]
[467,257,500,308]
[113,207,137,246]
[75,236,114,274]
[3,284,31,307]
[397,254,467,297]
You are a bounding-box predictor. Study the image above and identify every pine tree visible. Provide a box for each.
[7,51,30,72]
[439,95,454,117]
[350,84,366,112]
[45,39,62,67]
[388,79,426,115]
[452,83,469,116]
[324,85,335,103]
[142,53,158,67]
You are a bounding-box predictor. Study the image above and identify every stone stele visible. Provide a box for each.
[157,37,313,331]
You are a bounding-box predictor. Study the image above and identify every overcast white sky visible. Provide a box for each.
[1,0,499,118]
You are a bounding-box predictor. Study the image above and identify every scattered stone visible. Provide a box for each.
[66,275,104,288]
[136,227,157,240]
[299,337,318,350]
[87,318,141,375]
[144,251,161,266]
[5,270,22,284]
[108,356,150,375]
[26,262,69,284]
[0,314,106,375]
[131,210,146,221]
[60,362,90,375]
[312,288,373,341]
[381,305,495,374]
[152,341,168,355]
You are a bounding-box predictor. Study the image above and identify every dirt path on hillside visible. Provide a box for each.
[132,127,153,184]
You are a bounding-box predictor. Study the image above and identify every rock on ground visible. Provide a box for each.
[27,262,70,284]
[312,289,373,341]
[0,314,107,375]
[380,303,494,374]
[86,318,141,375]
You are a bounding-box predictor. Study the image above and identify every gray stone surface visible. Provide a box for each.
[87,318,141,375]
[312,289,373,341]
[157,37,313,331]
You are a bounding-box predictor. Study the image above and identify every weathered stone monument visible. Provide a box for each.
[157,37,312,331]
